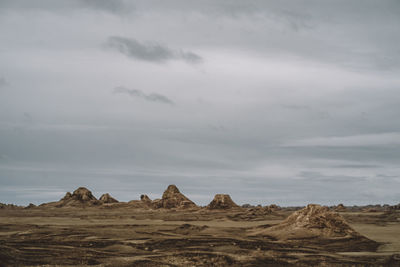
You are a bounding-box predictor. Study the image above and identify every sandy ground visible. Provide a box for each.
[1,208,399,266]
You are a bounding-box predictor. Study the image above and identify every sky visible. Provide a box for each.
[1,0,400,206]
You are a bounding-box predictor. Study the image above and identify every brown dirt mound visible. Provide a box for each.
[250,204,365,240]
[207,194,239,210]
[99,193,119,203]
[153,185,197,209]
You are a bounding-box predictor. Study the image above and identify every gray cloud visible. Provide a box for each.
[113,86,174,105]
[0,0,133,15]
[80,0,130,14]
[106,36,202,64]
[0,77,8,88]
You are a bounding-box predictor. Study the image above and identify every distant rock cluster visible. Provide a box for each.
[2,186,399,217]
[32,185,242,211]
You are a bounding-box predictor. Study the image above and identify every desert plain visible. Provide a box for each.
[1,185,400,267]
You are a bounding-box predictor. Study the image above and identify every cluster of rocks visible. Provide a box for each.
[38,187,119,208]
[46,184,253,211]
[35,185,241,210]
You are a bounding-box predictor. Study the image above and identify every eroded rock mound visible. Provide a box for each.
[50,187,100,207]
[334,203,347,212]
[140,194,152,203]
[248,204,378,250]
[99,193,118,203]
[154,185,197,209]
[71,187,97,201]
[250,204,373,238]
[267,204,281,211]
[265,204,358,238]
[25,203,36,209]
[61,192,72,201]
[207,194,239,209]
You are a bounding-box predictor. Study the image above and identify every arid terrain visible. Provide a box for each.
[1,186,400,266]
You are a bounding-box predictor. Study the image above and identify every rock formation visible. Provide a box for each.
[334,203,347,212]
[25,203,36,209]
[246,205,278,217]
[153,185,197,209]
[267,204,281,211]
[99,193,119,203]
[249,204,377,244]
[207,194,239,209]
[51,187,100,207]
[140,194,152,204]
[61,192,72,201]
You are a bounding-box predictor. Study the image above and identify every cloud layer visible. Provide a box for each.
[0,0,399,206]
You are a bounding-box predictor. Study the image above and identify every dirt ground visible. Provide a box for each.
[1,207,400,266]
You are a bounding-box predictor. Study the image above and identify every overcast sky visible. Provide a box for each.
[1,0,400,206]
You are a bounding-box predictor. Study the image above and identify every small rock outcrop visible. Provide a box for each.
[61,192,72,201]
[207,194,239,209]
[334,203,347,212]
[140,195,154,208]
[267,204,281,211]
[0,203,22,209]
[71,187,97,202]
[140,194,152,203]
[25,203,36,209]
[154,185,197,209]
[99,193,119,203]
